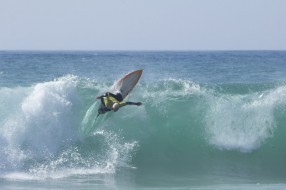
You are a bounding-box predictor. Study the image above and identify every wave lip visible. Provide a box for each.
[205,85,286,153]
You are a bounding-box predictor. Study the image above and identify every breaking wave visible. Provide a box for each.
[1,75,286,180]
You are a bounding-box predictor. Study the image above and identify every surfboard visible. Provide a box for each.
[110,69,143,99]
[80,69,143,135]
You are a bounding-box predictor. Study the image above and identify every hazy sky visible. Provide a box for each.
[1,0,286,50]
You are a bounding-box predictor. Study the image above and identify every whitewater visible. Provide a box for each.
[0,51,286,189]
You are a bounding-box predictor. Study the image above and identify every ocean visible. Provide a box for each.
[0,51,286,189]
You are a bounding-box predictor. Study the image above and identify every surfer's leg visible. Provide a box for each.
[110,91,123,102]
[114,93,123,101]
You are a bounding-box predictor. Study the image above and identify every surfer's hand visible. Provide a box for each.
[96,96,101,99]
[136,102,142,106]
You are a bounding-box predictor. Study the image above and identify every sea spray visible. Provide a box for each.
[0,79,138,180]
[18,130,138,180]
[204,84,286,153]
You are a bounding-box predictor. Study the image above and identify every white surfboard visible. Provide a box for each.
[110,69,143,99]
[80,69,143,135]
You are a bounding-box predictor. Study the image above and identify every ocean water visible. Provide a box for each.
[0,51,286,189]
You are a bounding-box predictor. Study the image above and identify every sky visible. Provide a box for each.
[0,0,286,50]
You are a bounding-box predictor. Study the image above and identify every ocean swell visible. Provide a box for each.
[1,76,286,180]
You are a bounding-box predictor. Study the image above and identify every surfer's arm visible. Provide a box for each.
[106,92,115,97]
[96,92,114,98]
[96,95,105,99]
[116,102,142,109]
[96,92,112,99]
[126,102,142,106]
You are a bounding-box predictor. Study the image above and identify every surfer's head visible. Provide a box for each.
[112,103,120,112]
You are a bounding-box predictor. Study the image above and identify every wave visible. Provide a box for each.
[204,84,286,153]
[0,75,137,180]
[1,75,286,180]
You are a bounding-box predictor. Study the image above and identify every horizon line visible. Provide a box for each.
[1,49,286,52]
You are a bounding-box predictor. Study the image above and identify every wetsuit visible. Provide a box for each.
[100,92,126,111]
[98,92,140,114]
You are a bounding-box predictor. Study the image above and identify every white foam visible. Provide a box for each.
[141,79,203,115]
[5,130,137,180]
[205,85,286,153]
[0,76,138,180]
[0,76,81,169]
[94,130,138,170]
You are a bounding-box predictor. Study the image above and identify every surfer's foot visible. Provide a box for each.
[136,102,142,106]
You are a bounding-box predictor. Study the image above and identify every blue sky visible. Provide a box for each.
[1,0,285,50]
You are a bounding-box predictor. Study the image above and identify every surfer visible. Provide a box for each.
[96,91,142,116]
